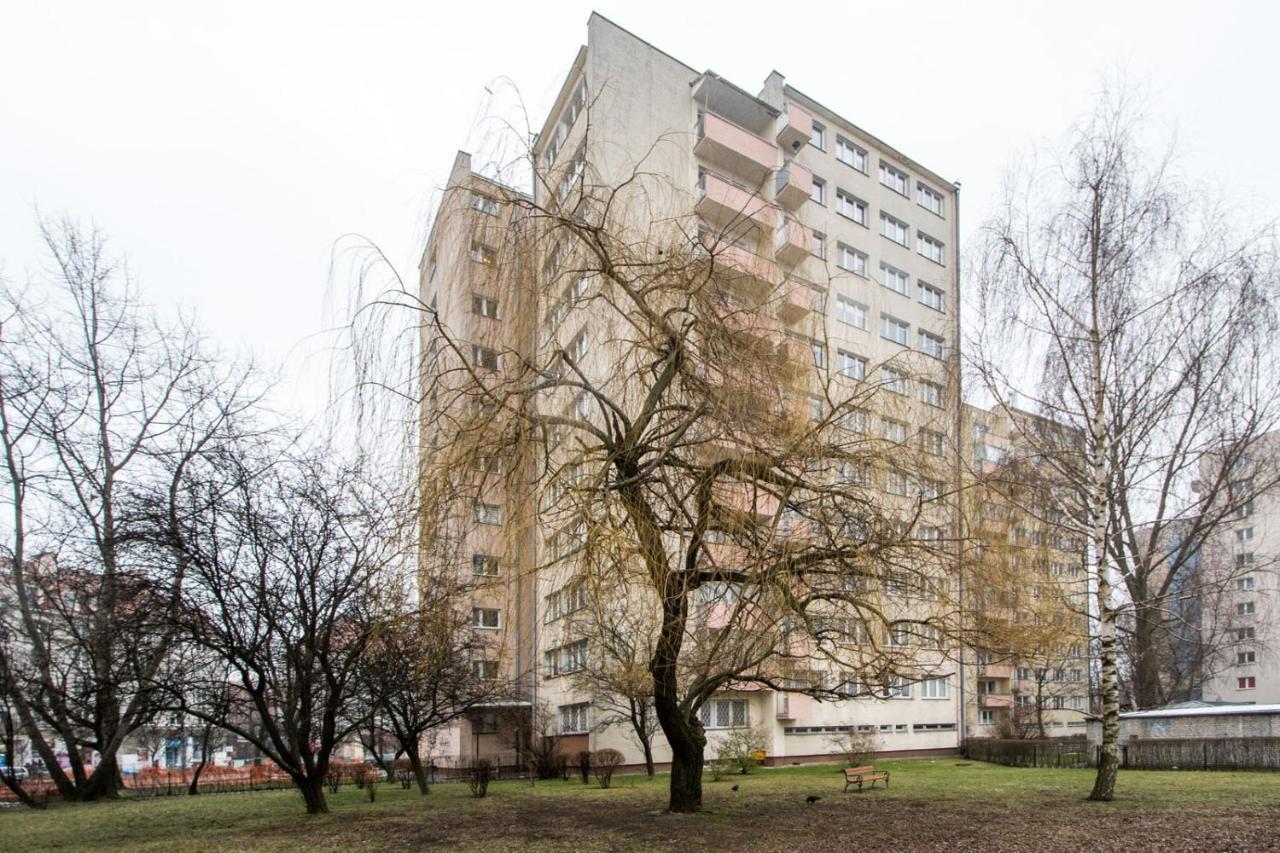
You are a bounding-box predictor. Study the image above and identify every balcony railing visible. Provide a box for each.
[776,104,813,152]
[696,171,777,233]
[774,217,809,266]
[774,161,813,210]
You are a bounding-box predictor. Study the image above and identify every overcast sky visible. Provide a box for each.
[2,1,1276,418]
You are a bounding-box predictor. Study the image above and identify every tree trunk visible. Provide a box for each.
[298,774,329,814]
[1130,603,1164,710]
[653,694,705,813]
[81,753,122,801]
[641,736,655,778]
[406,743,430,795]
[188,728,212,795]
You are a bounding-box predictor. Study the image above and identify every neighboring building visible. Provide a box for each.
[1196,431,1280,705]
[418,14,1082,768]
[417,151,539,767]
[961,403,1091,738]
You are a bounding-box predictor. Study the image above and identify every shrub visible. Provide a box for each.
[325,766,342,794]
[365,773,379,802]
[467,758,493,798]
[576,750,593,784]
[826,725,877,768]
[591,749,624,788]
[527,736,568,780]
[716,724,769,775]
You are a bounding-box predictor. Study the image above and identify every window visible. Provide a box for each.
[883,418,907,443]
[918,282,945,312]
[835,294,868,328]
[837,459,868,483]
[922,430,944,456]
[811,231,826,259]
[470,242,496,265]
[918,330,946,359]
[472,193,499,216]
[835,189,867,224]
[1235,501,1255,519]
[880,212,910,246]
[560,702,590,734]
[1237,527,1255,542]
[918,233,945,264]
[888,676,912,699]
[838,410,868,434]
[880,315,910,346]
[472,607,500,629]
[810,121,826,150]
[1238,676,1256,691]
[917,183,944,216]
[836,136,867,172]
[475,502,502,525]
[1237,576,1256,591]
[566,330,588,363]
[473,660,499,679]
[810,176,826,205]
[978,709,995,726]
[1237,601,1256,616]
[920,381,943,407]
[880,262,910,294]
[812,343,827,368]
[699,698,749,729]
[472,345,499,370]
[472,554,499,577]
[879,162,909,195]
[472,294,500,319]
[546,639,588,676]
[1237,553,1256,569]
[886,470,911,496]
[837,350,866,380]
[809,397,826,422]
[1238,651,1257,665]
[881,366,908,395]
[921,677,950,700]
[1237,627,1257,641]
[836,243,867,275]
[1071,696,1085,711]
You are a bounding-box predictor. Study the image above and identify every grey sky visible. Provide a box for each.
[2,1,1276,417]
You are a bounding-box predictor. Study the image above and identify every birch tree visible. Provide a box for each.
[971,90,1280,800]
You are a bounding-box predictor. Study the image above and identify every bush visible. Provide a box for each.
[591,749,624,788]
[576,750,593,784]
[826,725,877,768]
[716,724,769,775]
[528,736,568,780]
[467,758,493,798]
[325,766,342,794]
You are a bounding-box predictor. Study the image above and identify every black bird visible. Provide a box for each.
[730,784,739,792]
[805,795,822,805]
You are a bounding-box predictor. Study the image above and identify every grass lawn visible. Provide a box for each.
[4,760,1280,852]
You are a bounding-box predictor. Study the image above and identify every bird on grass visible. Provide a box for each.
[805,795,822,805]
[730,784,739,792]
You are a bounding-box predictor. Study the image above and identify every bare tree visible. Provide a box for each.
[359,571,507,795]
[0,219,259,804]
[971,88,1280,800]
[367,130,965,813]
[172,448,400,814]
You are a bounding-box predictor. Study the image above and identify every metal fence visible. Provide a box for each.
[962,737,1092,768]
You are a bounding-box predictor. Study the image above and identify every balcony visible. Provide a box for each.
[978,692,1015,709]
[774,217,809,266]
[713,481,781,521]
[979,663,1015,680]
[695,112,777,187]
[774,162,813,210]
[776,104,813,152]
[698,242,779,302]
[776,278,812,325]
[696,171,777,234]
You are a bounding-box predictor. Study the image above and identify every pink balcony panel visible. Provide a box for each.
[774,161,812,210]
[711,244,780,301]
[979,693,1015,709]
[776,278,811,324]
[776,692,812,719]
[696,172,777,233]
[774,217,810,266]
[714,482,781,520]
[979,663,1015,680]
[696,112,777,186]
[776,105,813,153]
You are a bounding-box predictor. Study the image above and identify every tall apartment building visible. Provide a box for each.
[418,15,1080,769]
[961,403,1091,737]
[1197,430,1280,704]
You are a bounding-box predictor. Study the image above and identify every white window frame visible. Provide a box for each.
[879,162,909,195]
[474,502,502,525]
[879,262,910,295]
[810,121,826,150]
[835,294,868,328]
[472,607,501,629]
[880,315,910,346]
[836,350,866,380]
[836,243,867,276]
[810,175,826,205]
[917,182,944,216]
[835,189,867,224]
[921,677,950,700]
[918,282,945,312]
[880,212,910,246]
[836,136,867,172]
[918,232,945,264]
[918,329,945,359]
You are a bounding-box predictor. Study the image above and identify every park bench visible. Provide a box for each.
[843,765,890,792]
